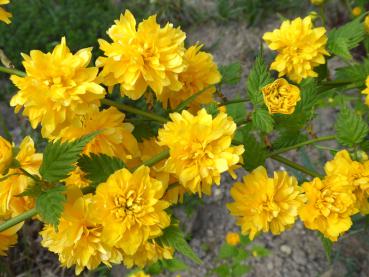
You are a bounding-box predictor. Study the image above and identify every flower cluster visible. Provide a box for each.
[0,0,11,24]
[263,16,329,83]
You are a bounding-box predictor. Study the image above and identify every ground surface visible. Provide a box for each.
[1,1,369,277]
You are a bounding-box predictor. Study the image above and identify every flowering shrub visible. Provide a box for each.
[1,1,369,276]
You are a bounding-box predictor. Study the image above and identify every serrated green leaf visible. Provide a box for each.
[17,184,42,197]
[327,16,366,60]
[226,102,247,124]
[78,153,125,187]
[335,58,369,87]
[219,62,242,85]
[39,132,98,183]
[252,109,274,133]
[240,128,267,171]
[247,54,272,106]
[272,129,308,149]
[251,245,270,257]
[204,102,219,117]
[36,186,66,228]
[219,243,238,259]
[335,108,369,147]
[157,225,202,264]
[161,258,188,272]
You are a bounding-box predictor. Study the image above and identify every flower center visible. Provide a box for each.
[316,189,340,216]
[112,191,142,220]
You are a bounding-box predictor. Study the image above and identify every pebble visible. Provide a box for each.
[280,245,292,255]
[267,262,274,270]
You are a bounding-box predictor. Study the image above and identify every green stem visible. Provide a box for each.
[268,135,336,157]
[133,149,170,170]
[0,208,37,232]
[19,168,40,182]
[270,154,321,178]
[101,98,168,123]
[0,66,25,77]
[221,98,249,106]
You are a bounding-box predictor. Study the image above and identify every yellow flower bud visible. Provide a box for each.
[352,7,362,17]
[226,232,240,246]
[261,78,301,115]
[308,11,319,21]
[364,15,369,33]
[218,105,227,113]
[0,136,12,174]
[310,0,325,6]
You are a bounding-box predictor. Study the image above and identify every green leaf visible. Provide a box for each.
[335,108,369,147]
[161,258,188,272]
[39,132,98,183]
[214,265,231,277]
[247,54,272,106]
[78,153,125,187]
[226,102,247,124]
[204,102,219,117]
[327,16,366,60]
[335,58,369,87]
[252,109,274,133]
[36,186,66,229]
[218,243,238,259]
[17,184,42,197]
[251,245,270,257]
[232,264,251,277]
[237,125,267,171]
[157,225,202,264]
[219,62,242,85]
[272,129,308,149]
[174,86,212,112]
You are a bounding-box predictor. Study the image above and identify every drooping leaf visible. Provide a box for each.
[157,225,202,264]
[39,132,98,183]
[78,153,125,187]
[36,186,66,229]
[318,233,333,262]
[335,108,369,147]
[226,102,247,124]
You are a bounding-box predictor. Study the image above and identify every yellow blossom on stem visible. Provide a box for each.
[93,166,171,255]
[226,232,240,246]
[58,107,140,162]
[10,37,106,138]
[352,7,362,17]
[324,150,369,215]
[0,0,11,24]
[263,16,329,83]
[227,166,304,240]
[158,109,244,196]
[0,219,22,256]
[130,271,151,277]
[41,189,122,275]
[299,175,356,241]
[261,78,301,114]
[158,44,221,111]
[123,241,174,269]
[310,0,325,5]
[364,15,369,33]
[97,10,186,100]
[0,136,42,217]
[0,136,12,174]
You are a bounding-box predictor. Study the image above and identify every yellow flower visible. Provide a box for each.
[227,166,304,240]
[131,138,185,204]
[0,0,11,24]
[158,44,221,111]
[0,136,42,217]
[352,7,362,17]
[123,241,174,269]
[10,37,106,138]
[361,76,369,106]
[0,219,22,256]
[310,0,325,5]
[64,166,90,188]
[93,166,171,255]
[158,109,244,196]
[97,10,186,100]
[130,271,151,277]
[261,78,301,114]
[41,189,122,275]
[365,15,369,33]
[0,136,12,174]
[225,232,240,246]
[324,150,369,214]
[299,175,356,241]
[263,16,329,83]
[58,107,140,161]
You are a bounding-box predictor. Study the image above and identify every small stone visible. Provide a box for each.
[267,262,274,270]
[280,245,292,255]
